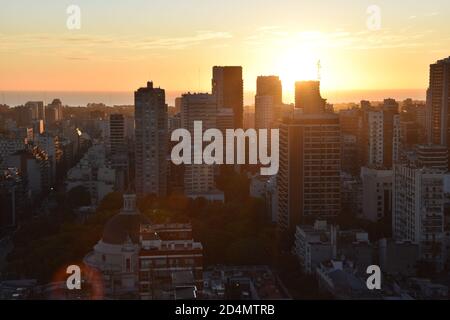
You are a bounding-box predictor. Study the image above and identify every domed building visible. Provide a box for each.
[84,192,152,298]
[84,192,204,300]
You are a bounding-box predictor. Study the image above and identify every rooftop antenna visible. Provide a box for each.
[317,60,321,81]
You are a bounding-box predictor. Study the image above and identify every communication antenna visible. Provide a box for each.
[317,60,322,81]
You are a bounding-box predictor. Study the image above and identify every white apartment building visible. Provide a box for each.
[294,221,372,274]
[368,111,384,167]
[294,221,337,274]
[368,110,400,168]
[393,164,447,271]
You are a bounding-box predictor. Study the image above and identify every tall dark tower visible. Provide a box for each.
[278,81,340,245]
[427,56,450,169]
[295,81,326,114]
[212,66,243,128]
[134,81,168,196]
[256,75,282,105]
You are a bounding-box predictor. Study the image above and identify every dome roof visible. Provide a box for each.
[102,212,150,245]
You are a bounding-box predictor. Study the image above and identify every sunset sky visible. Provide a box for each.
[1,0,450,104]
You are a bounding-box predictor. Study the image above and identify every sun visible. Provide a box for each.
[276,47,320,92]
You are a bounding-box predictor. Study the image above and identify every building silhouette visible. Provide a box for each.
[427,56,450,169]
[212,66,243,128]
[255,75,283,131]
[180,93,217,196]
[134,82,168,196]
[110,113,128,191]
[278,82,341,243]
[295,81,326,114]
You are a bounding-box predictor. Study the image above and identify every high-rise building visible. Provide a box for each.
[427,56,450,169]
[25,101,45,121]
[35,132,57,187]
[416,144,448,171]
[216,108,234,134]
[174,97,182,114]
[294,81,326,114]
[393,163,447,271]
[256,76,282,104]
[134,81,168,196]
[110,113,128,191]
[212,66,243,128]
[243,105,255,130]
[339,108,361,136]
[255,96,276,130]
[255,76,283,130]
[339,107,362,175]
[181,93,217,196]
[46,99,63,124]
[366,100,400,169]
[341,134,359,176]
[109,114,126,156]
[361,167,393,223]
[277,111,341,239]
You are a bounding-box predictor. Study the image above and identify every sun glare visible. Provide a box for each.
[274,45,321,97]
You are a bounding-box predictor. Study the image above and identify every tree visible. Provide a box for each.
[67,185,91,208]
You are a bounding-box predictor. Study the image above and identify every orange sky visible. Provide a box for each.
[1,1,449,104]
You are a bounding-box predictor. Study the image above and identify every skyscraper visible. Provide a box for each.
[427,56,450,169]
[212,66,243,128]
[134,81,168,196]
[255,76,283,130]
[110,113,128,191]
[295,81,326,114]
[393,163,446,271]
[256,76,282,105]
[110,114,126,156]
[278,82,340,242]
[255,96,276,130]
[25,101,45,122]
[46,99,63,125]
[181,93,217,196]
[366,100,400,169]
[278,114,341,233]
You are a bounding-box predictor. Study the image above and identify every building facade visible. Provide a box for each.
[393,164,447,271]
[212,66,243,128]
[134,82,168,196]
[277,112,341,237]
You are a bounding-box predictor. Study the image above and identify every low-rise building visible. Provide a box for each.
[294,221,373,274]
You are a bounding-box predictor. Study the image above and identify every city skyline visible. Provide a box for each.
[1,1,450,104]
[2,0,450,305]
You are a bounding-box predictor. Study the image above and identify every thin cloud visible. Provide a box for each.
[0,31,233,55]
[244,27,440,51]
